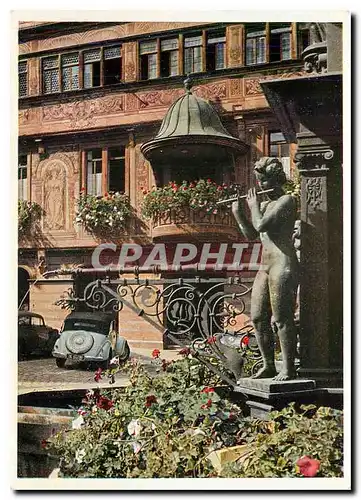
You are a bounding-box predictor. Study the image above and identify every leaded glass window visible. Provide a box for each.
[160,38,179,77]
[184,35,203,73]
[61,52,79,91]
[246,26,267,65]
[140,40,158,80]
[42,56,60,94]
[207,31,226,71]
[18,61,28,97]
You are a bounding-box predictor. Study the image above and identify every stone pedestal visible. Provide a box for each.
[234,378,343,419]
[234,378,316,419]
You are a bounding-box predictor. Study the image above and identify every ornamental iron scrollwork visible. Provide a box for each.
[54,272,262,387]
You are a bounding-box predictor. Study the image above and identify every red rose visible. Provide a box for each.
[241,336,250,347]
[94,367,103,382]
[206,336,217,344]
[202,387,215,394]
[296,456,320,477]
[152,349,161,358]
[97,396,113,410]
[145,395,157,407]
[201,399,212,409]
[178,347,191,356]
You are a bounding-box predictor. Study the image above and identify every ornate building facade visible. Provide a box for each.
[18,20,309,348]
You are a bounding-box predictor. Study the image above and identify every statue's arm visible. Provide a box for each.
[250,195,296,233]
[232,201,259,241]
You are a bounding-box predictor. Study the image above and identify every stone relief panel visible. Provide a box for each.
[123,41,138,82]
[36,152,78,234]
[306,177,323,209]
[135,145,150,210]
[42,94,124,129]
[226,25,244,68]
[244,71,306,96]
[43,165,66,230]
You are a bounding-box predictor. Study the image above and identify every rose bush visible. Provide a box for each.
[45,353,343,479]
[141,179,238,219]
[75,190,132,237]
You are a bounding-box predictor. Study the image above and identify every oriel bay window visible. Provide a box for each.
[18,154,28,201]
[84,147,126,196]
[206,31,226,71]
[18,61,28,97]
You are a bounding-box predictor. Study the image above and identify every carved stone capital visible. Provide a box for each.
[294,148,336,172]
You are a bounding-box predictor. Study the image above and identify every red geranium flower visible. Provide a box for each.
[40,439,48,449]
[97,396,113,410]
[241,336,250,347]
[228,412,237,422]
[152,349,161,358]
[80,187,86,192]
[296,456,320,477]
[145,395,157,407]
[104,192,109,198]
[178,347,191,356]
[94,367,103,382]
[202,387,215,394]
[201,399,213,409]
[161,359,169,372]
[206,336,217,344]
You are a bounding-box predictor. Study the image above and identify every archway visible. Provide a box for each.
[18,267,30,310]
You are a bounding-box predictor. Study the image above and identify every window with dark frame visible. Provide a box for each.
[18,154,27,201]
[206,31,226,71]
[83,48,101,89]
[86,149,103,196]
[140,40,158,80]
[184,34,203,74]
[269,131,291,179]
[42,55,60,94]
[103,46,122,85]
[108,147,126,193]
[18,61,28,97]
[246,25,267,65]
[61,52,80,91]
[269,24,292,62]
[160,38,179,77]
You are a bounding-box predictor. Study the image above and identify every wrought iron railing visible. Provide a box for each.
[47,265,261,387]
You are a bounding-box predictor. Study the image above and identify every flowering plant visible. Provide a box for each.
[75,190,132,237]
[18,200,45,238]
[141,179,238,219]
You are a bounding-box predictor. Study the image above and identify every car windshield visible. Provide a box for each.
[63,319,109,335]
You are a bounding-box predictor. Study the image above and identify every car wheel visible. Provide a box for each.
[56,358,66,368]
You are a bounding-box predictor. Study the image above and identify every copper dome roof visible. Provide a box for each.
[140,78,247,164]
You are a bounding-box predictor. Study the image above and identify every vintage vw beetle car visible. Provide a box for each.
[52,311,130,369]
[18,311,59,358]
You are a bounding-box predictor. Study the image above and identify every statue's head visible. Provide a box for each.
[253,157,287,190]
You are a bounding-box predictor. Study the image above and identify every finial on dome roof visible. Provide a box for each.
[184,75,193,94]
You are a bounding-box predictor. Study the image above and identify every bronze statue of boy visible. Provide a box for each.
[232,157,299,381]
